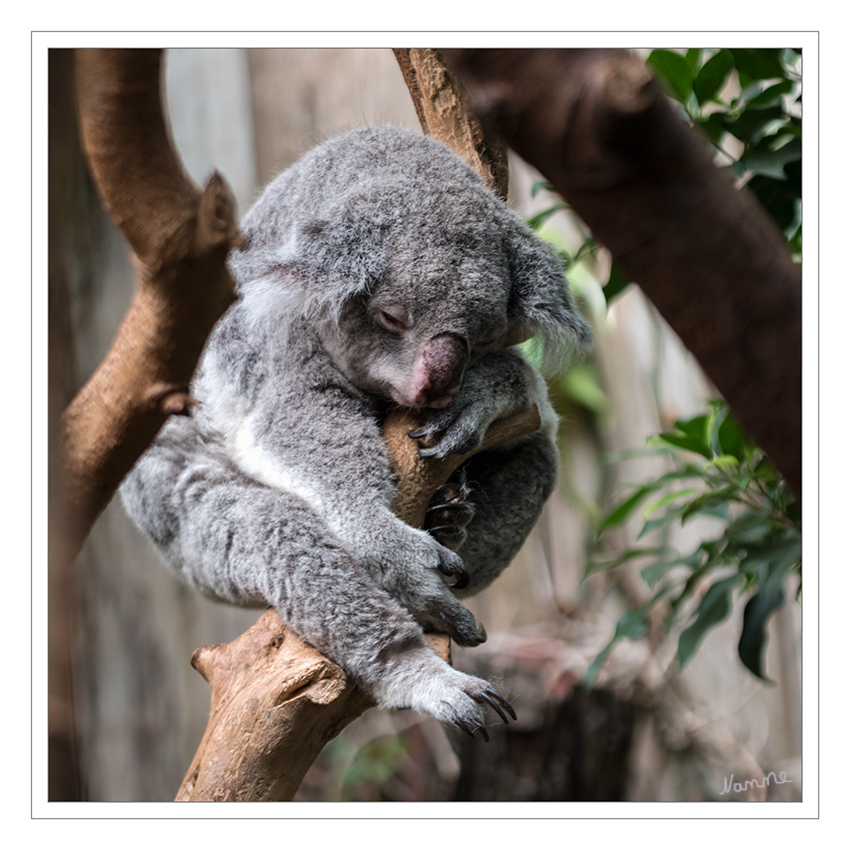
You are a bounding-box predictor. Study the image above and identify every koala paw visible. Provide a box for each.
[413,667,517,738]
[424,480,474,567]
[408,402,492,459]
[372,524,485,647]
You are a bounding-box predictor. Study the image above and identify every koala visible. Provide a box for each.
[121,126,590,738]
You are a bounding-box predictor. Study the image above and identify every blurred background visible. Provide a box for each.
[48,47,802,802]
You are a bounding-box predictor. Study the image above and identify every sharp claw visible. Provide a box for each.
[407,427,429,439]
[417,447,440,459]
[480,690,510,724]
[427,502,460,513]
[451,569,470,590]
[482,687,516,721]
[456,720,477,740]
[477,725,490,743]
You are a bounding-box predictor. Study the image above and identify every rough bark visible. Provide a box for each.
[175,406,541,802]
[444,48,802,499]
[393,49,509,201]
[58,49,242,565]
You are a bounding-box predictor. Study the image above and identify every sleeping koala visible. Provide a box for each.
[121,126,590,737]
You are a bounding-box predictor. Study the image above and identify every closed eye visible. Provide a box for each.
[377,309,409,333]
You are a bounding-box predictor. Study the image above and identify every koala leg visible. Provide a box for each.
[451,430,560,595]
[121,427,514,734]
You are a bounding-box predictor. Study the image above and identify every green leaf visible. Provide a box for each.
[643,488,701,519]
[599,469,705,534]
[746,79,794,108]
[685,49,704,75]
[737,536,801,679]
[680,494,735,524]
[602,261,633,304]
[693,49,734,105]
[678,575,739,668]
[647,49,694,103]
[531,180,555,198]
[655,414,712,458]
[585,546,677,579]
[738,585,784,681]
[740,137,801,181]
[599,485,657,533]
[585,607,651,687]
[729,48,786,81]
[723,105,786,145]
[641,550,703,587]
[707,401,729,456]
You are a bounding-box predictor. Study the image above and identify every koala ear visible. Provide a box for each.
[504,214,592,365]
[290,193,387,308]
[233,191,387,321]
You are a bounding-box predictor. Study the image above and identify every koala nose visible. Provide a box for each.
[414,333,468,408]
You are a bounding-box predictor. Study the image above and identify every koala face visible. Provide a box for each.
[317,225,525,410]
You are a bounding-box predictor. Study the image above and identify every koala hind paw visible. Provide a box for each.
[424,479,475,563]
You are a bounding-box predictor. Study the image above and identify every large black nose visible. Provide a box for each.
[418,333,468,408]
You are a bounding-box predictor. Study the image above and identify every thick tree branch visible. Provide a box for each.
[59,49,241,563]
[444,48,802,499]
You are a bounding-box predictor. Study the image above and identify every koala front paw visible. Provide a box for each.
[378,528,485,647]
[408,403,491,459]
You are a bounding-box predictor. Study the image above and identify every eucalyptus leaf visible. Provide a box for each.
[729,48,786,81]
[647,49,694,103]
[737,538,801,679]
[694,49,734,105]
[643,488,701,520]
[585,607,651,687]
[531,180,555,198]
[585,546,678,578]
[678,574,739,668]
[603,261,633,304]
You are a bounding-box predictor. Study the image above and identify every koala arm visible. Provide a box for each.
[412,347,560,594]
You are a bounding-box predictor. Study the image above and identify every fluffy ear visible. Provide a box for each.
[232,191,387,321]
[504,214,592,366]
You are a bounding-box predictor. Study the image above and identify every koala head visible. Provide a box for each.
[230,127,591,409]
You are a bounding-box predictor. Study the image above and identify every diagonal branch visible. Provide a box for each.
[444,48,802,499]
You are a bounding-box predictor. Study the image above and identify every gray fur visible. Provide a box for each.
[121,127,590,733]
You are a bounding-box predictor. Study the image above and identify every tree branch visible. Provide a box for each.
[444,48,802,499]
[59,49,241,563]
[393,49,509,201]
